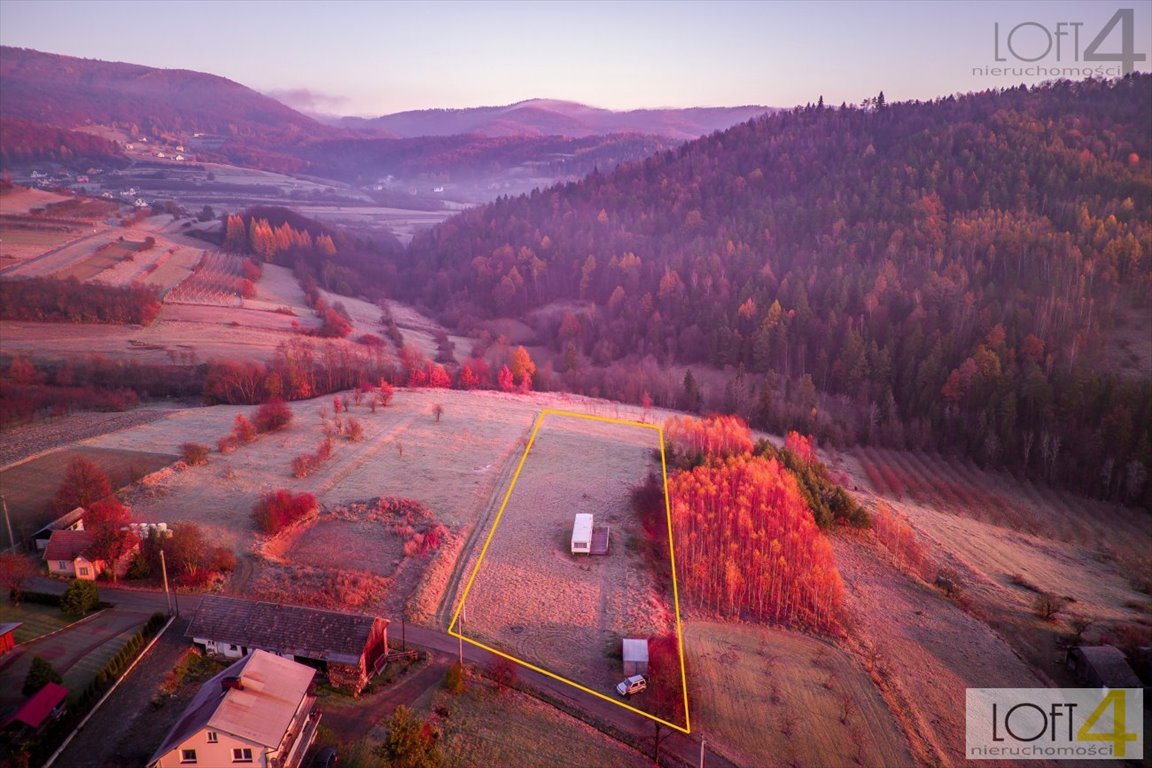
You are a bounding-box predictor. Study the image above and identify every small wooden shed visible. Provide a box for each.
[571,514,594,554]
[623,638,649,676]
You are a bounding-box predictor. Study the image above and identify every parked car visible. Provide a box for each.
[616,674,648,697]
[312,746,338,768]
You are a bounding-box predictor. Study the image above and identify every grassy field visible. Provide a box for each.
[458,412,682,718]
[430,681,652,768]
[682,620,912,768]
[0,225,80,266]
[0,602,75,643]
[0,446,178,537]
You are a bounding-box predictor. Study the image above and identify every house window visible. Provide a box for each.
[232,748,253,763]
[180,749,197,763]
[79,567,90,577]
[207,732,218,743]
[57,561,68,569]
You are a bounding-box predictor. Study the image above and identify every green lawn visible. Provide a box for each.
[0,602,73,643]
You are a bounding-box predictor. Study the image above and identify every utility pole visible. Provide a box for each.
[700,738,706,768]
[1,495,15,553]
[159,548,173,616]
[455,601,468,666]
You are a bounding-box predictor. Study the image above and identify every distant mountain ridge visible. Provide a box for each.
[0,46,329,142]
[334,98,775,140]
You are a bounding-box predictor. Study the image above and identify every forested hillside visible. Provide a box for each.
[396,76,1152,506]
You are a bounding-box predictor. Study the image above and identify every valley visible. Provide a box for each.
[0,16,1149,768]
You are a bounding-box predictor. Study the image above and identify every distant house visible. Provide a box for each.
[42,529,136,581]
[0,622,21,656]
[188,596,389,695]
[623,638,649,676]
[1066,645,1142,689]
[31,507,86,551]
[147,650,320,768]
[2,682,68,735]
[571,513,593,554]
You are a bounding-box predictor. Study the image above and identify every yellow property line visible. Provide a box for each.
[447,408,691,734]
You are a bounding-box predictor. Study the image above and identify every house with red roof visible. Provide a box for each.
[42,529,136,581]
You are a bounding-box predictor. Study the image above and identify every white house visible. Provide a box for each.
[148,650,320,768]
[571,513,594,554]
[42,529,136,581]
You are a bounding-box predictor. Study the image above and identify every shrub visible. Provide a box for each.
[444,662,466,693]
[291,454,318,479]
[232,414,256,444]
[208,547,237,573]
[488,657,517,695]
[252,490,317,535]
[254,399,292,432]
[181,442,210,466]
[61,579,100,617]
[347,418,364,442]
[23,656,62,696]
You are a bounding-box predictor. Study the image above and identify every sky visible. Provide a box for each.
[1,0,1148,116]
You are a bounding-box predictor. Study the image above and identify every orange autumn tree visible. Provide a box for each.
[668,453,844,632]
[663,414,753,462]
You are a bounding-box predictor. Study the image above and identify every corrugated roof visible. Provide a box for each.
[187,595,386,665]
[32,507,85,539]
[148,650,315,764]
[1075,645,1143,688]
[12,682,68,729]
[623,638,649,662]
[42,529,93,561]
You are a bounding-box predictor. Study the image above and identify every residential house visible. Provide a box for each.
[42,529,136,580]
[188,595,388,695]
[31,507,86,551]
[147,650,320,768]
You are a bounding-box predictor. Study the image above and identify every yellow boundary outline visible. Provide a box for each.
[447,408,691,734]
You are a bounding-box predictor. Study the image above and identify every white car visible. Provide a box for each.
[616,674,648,697]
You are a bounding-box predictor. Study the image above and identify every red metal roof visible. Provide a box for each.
[14,682,68,729]
[43,529,93,561]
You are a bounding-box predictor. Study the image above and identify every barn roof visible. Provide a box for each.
[187,595,387,665]
[1074,645,1143,688]
[42,529,94,561]
[32,507,85,540]
[148,650,315,764]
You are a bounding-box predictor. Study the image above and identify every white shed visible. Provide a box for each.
[623,638,649,676]
[571,514,594,554]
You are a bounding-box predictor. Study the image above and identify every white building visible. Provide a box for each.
[571,513,593,554]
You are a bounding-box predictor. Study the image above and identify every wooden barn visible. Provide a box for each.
[187,595,389,695]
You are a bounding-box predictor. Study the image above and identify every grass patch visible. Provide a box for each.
[0,601,73,643]
[432,681,650,768]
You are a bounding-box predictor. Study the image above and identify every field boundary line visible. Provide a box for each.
[447,408,691,734]
[42,614,176,768]
[433,415,539,628]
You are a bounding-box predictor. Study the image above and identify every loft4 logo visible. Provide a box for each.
[974,8,1149,78]
[966,688,1144,760]
[995,9,1146,73]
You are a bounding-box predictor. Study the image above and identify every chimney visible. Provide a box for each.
[221,676,244,692]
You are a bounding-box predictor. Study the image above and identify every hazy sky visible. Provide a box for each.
[1,0,1148,115]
